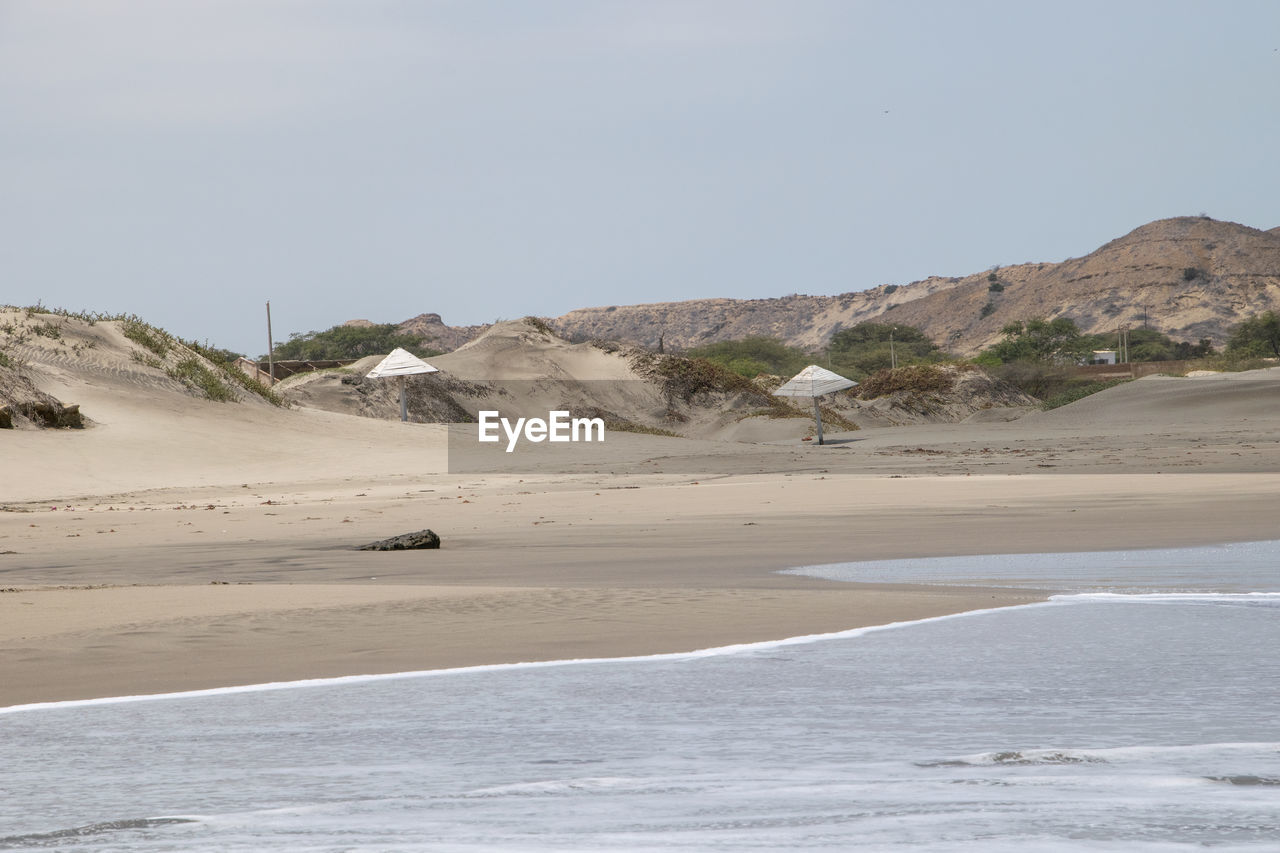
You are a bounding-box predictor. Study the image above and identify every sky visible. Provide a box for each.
[3,1,1278,357]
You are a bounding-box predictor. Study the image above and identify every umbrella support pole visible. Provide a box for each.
[398,376,408,422]
[813,397,824,445]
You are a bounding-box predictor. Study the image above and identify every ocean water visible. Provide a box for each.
[781,539,1280,593]
[1,544,1278,851]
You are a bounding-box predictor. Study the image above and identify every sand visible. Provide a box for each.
[4,314,1280,707]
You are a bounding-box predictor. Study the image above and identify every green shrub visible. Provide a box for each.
[1198,353,1272,373]
[269,323,438,361]
[980,317,1089,365]
[121,317,172,358]
[11,305,116,325]
[1172,338,1215,359]
[1079,327,1205,362]
[130,350,164,369]
[1226,311,1280,358]
[685,337,810,379]
[719,357,773,377]
[32,321,62,340]
[185,340,284,406]
[826,322,948,378]
[167,357,235,402]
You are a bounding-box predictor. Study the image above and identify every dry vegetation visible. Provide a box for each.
[856,364,973,399]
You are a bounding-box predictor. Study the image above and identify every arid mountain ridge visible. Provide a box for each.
[392,217,1280,357]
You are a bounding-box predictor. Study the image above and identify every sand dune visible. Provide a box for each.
[277,319,818,442]
[1030,369,1280,426]
[4,310,1280,706]
[274,320,1040,440]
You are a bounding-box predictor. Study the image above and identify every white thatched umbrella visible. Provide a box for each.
[365,348,439,422]
[772,365,857,445]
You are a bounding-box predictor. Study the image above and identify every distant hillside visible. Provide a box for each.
[882,217,1280,356]
[398,217,1280,356]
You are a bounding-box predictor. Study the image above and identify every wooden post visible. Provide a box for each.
[398,375,408,422]
[265,301,276,385]
[813,396,824,445]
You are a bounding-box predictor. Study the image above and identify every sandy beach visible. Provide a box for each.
[4,318,1280,707]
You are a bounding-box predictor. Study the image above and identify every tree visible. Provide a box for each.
[1226,311,1280,358]
[1125,329,1176,362]
[829,322,932,350]
[1076,328,1214,362]
[981,317,1090,364]
[1172,338,1215,360]
[265,323,439,361]
[825,322,945,376]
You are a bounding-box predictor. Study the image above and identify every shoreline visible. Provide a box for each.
[0,574,1047,708]
[0,592,1051,716]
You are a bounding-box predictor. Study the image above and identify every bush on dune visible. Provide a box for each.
[684,337,811,379]
[267,324,439,361]
[855,363,963,399]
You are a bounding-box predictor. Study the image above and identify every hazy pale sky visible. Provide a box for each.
[4,1,1278,356]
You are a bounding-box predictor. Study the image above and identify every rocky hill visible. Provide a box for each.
[398,217,1280,357]
[881,216,1280,356]
[394,312,489,353]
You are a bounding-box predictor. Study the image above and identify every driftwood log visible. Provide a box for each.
[357,529,441,551]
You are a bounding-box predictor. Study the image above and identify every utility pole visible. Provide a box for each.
[265,301,276,385]
[889,328,897,370]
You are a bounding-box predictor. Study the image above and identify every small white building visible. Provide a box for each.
[1090,350,1118,365]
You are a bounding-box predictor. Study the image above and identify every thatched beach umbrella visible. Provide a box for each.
[366,348,439,422]
[772,365,857,445]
